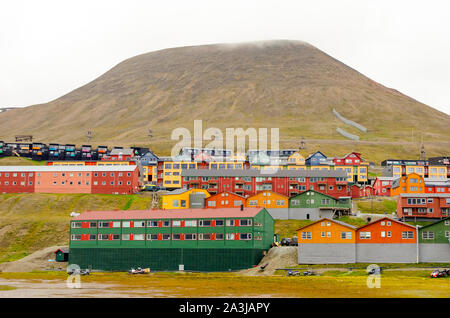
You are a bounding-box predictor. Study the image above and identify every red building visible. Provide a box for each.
[0,166,139,195]
[332,152,365,165]
[397,193,450,219]
[205,191,246,208]
[181,169,349,198]
[0,169,35,193]
[373,177,395,196]
[424,179,450,194]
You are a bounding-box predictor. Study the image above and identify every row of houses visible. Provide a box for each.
[297,217,450,263]
[0,141,148,161]
[162,189,352,220]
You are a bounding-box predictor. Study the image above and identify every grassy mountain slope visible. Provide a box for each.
[0,40,448,162]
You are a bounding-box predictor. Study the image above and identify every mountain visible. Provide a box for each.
[0,40,449,163]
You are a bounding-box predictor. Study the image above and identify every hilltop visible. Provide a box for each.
[0,40,449,162]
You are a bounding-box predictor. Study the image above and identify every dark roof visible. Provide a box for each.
[417,217,450,230]
[181,169,347,178]
[55,248,69,254]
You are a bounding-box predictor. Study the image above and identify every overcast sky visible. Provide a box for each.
[1,0,449,115]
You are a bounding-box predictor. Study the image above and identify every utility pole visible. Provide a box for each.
[87,131,92,143]
[299,136,305,150]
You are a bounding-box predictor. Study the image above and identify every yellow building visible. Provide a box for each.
[161,188,211,209]
[161,161,198,189]
[287,152,305,166]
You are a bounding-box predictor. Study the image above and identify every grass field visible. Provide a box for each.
[0,270,448,297]
[356,197,397,215]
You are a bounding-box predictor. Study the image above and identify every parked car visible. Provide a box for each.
[430,269,449,278]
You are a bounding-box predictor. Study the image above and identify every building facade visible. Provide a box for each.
[0,166,139,194]
[68,208,274,271]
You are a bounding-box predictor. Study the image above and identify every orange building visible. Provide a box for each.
[246,190,289,208]
[205,191,246,208]
[356,217,417,263]
[390,173,425,196]
[356,217,416,244]
[297,218,357,263]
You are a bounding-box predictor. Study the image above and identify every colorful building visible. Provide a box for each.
[161,188,211,209]
[68,207,274,271]
[373,177,395,196]
[297,218,357,263]
[290,190,351,214]
[418,218,450,262]
[181,169,349,198]
[246,190,289,209]
[356,217,417,263]
[0,166,139,194]
[205,191,246,209]
[397,193,450,219]
[390,173,425,196]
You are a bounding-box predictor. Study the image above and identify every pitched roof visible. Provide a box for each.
[206,191,247,200]
[356,217,416,231]
[417,217,450,230]
[289,189,345,201]
[247,190,288,199]
[296,217,357,232]
[181,169,347,178]
[0,165,138,172]
[72,208,266,220]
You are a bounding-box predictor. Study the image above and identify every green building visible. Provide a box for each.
[69,207,274,271]
[289,190,351,210]
[418,217,450,262]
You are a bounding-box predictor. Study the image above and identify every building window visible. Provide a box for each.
[199,220,211,227]
[185,220,197,227]
[98,234,109,241]
[89,222,97,228]
[215,220,224,227]
[172,234,181,240]
[359,232,371,239]
[199,233,211,240]
[185,233,197,240]
[162,234,171,240]
[71,222,82,229]
[89,234,96,241]
[112,234,120,240]
[239,233,252,240]
[122,234,130,241]
[147,220,158,227]
[122,221,131,228]
[147,234,158,241]
[162,220,170,227]
[239,219,252,226]
[98,221,110,228]
[225,233,235,240]
[226,220,235,226]
[134,221,145,228]
[301,232,312,239]
[422,231,434,239]
[70,234,81,241]
[402,231,414,239]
